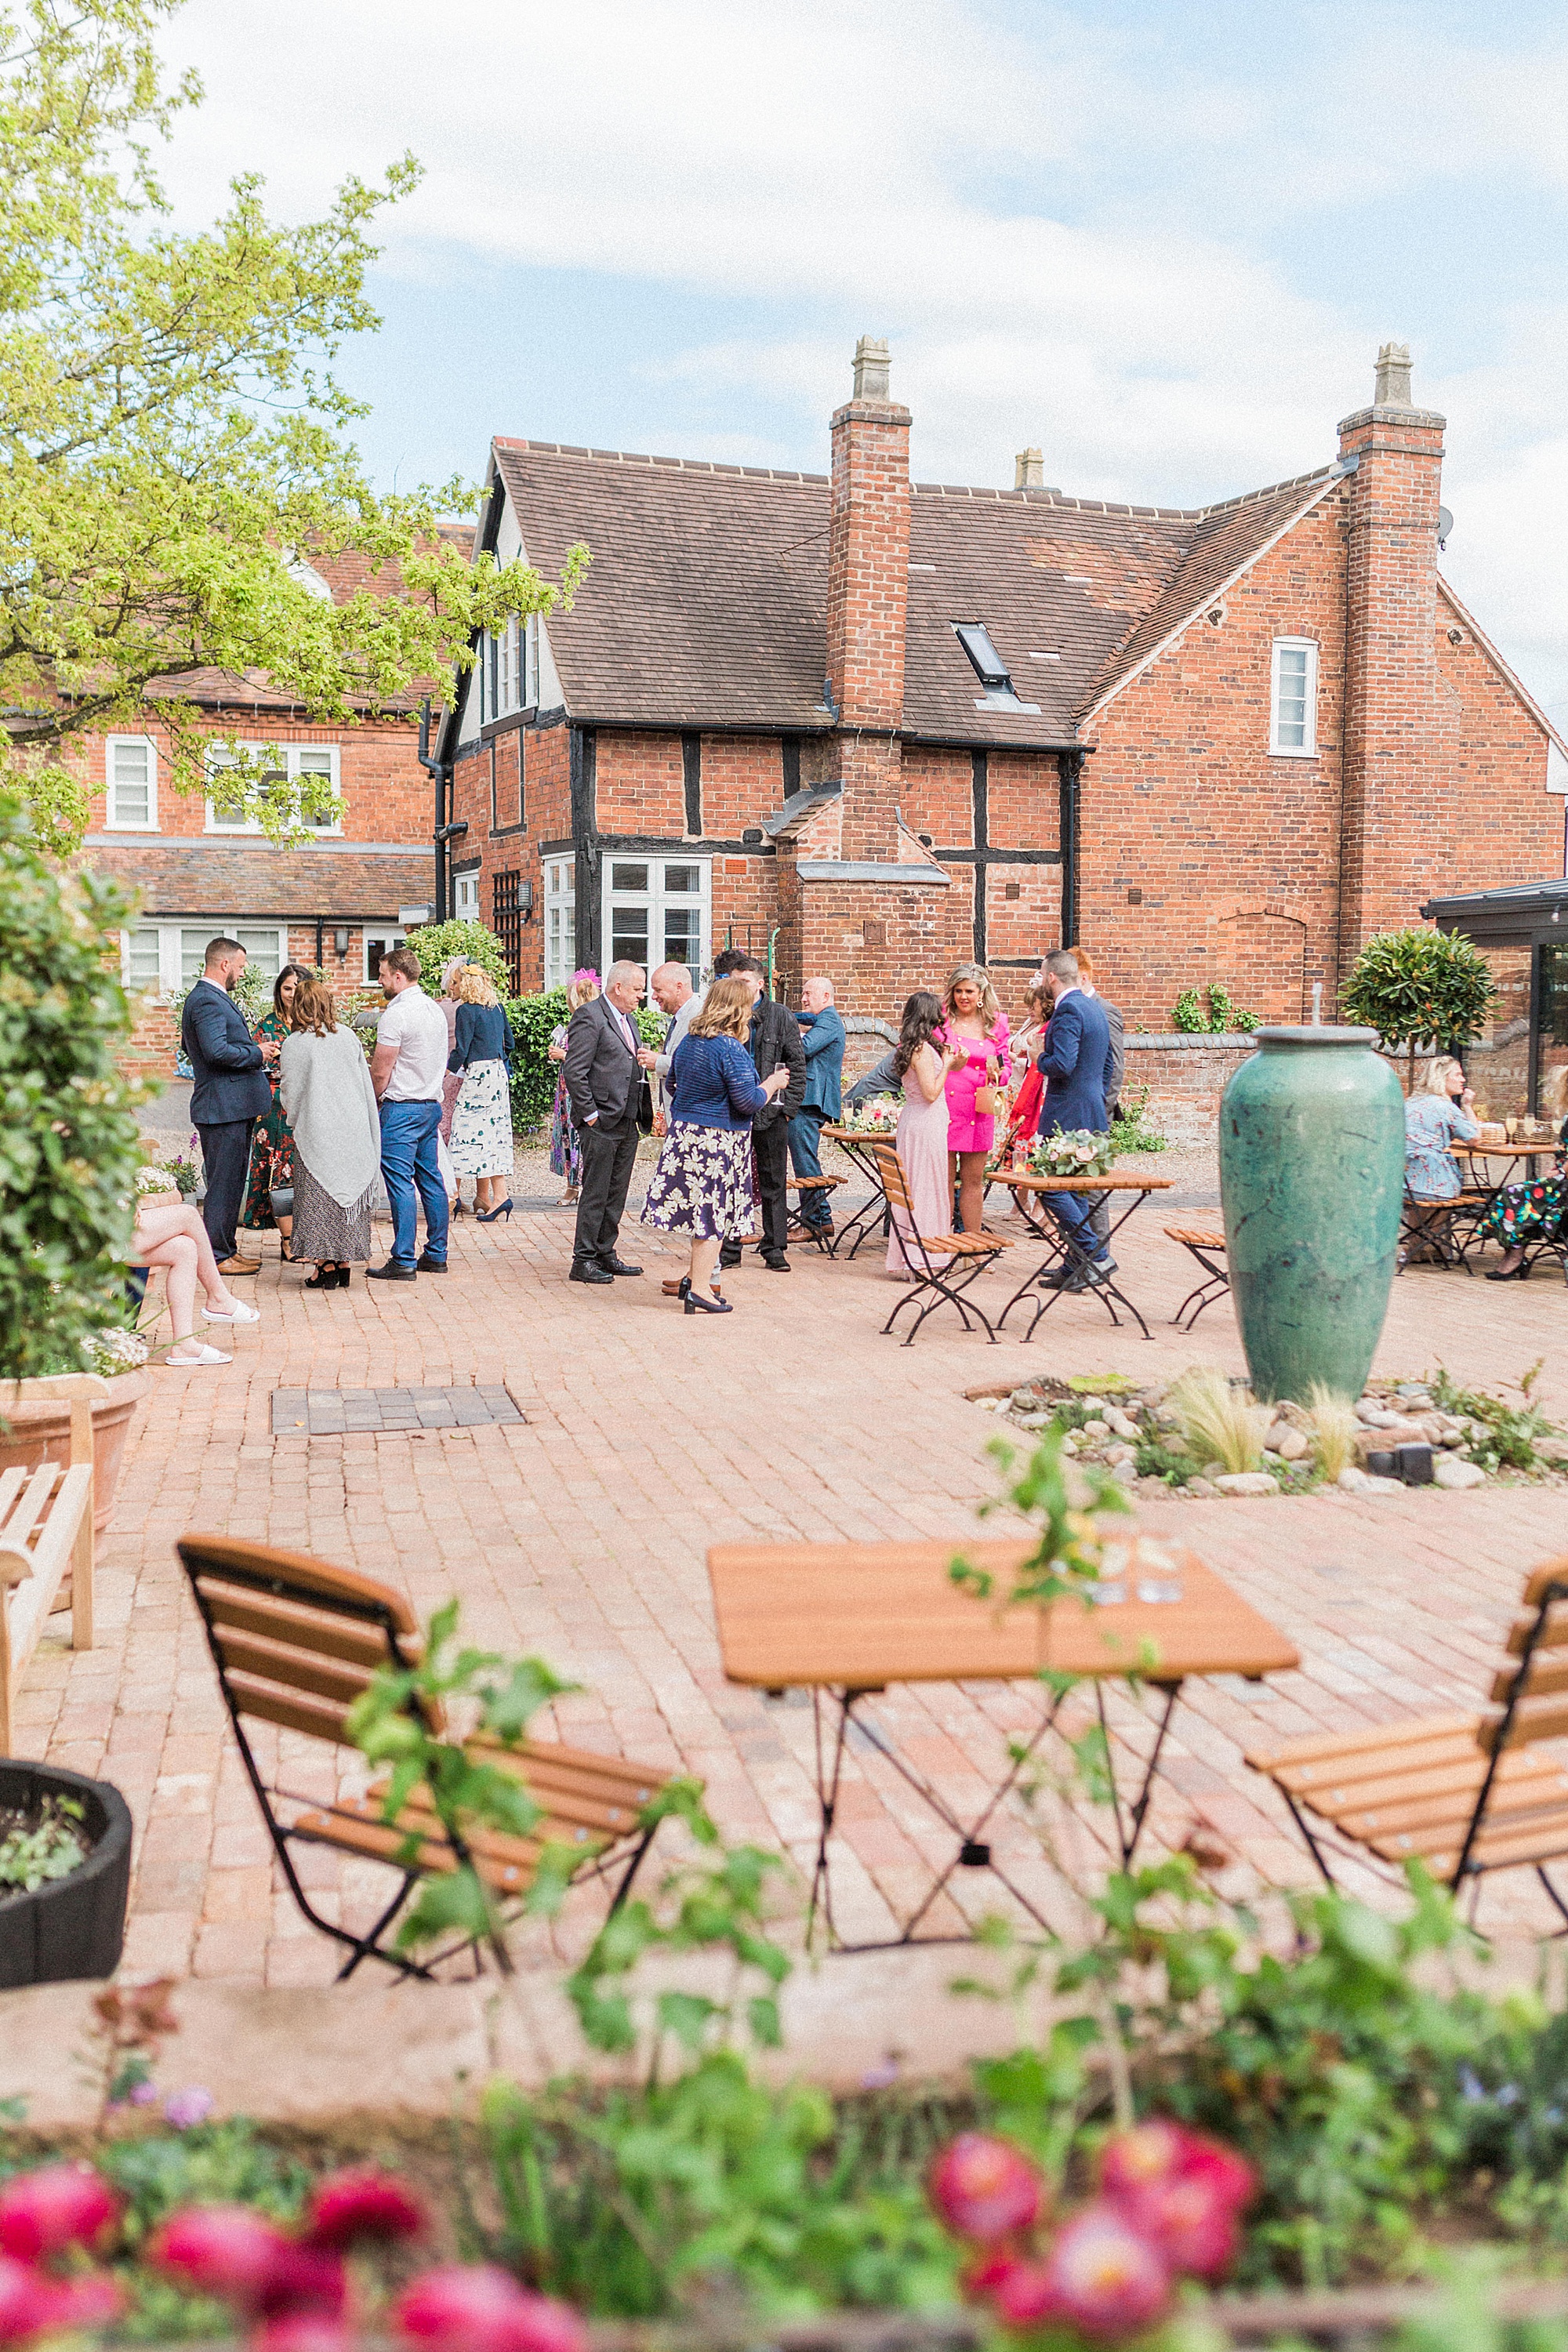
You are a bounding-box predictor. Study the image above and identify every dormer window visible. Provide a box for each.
[952,622,1040,716]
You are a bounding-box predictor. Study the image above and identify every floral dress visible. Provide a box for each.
[1403,1093,1479,1202]
[240,1007,294,1230]
[548,1025,583,1186]
[1477,1121,1568,1249]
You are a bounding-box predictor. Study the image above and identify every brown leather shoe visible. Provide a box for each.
[216,1256,260,1276]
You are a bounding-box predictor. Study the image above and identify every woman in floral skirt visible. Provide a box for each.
[1480,1066,1568,1280]
[643,975,790,1313]
[549,970,599,1204]
[448,964,516,1220]
[240,963,309,1260]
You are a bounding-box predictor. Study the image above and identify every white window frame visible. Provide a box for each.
[204,742,343,833]
[544,855,575,993]
[601,855,710,982]
[362,926,406,985]
[119,922,289,997]
[104,734,159,831]
[524,613,541,710]
[452,869,481,922]
[1269,637,1319,758]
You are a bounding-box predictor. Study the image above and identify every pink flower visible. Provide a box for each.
[1100,2119,1252,2215]
[1035,2204,1172,2340]
[306,2170,426,2250]
[396,2267,588,2352]
[151,2208,293,2307]
[928,2135,1045,2244]
[255,2318,356,2352]
[0,2165,120,2261]
[255,2247,348,2321]
[0,2258,63,2349]
[1116,2176,1240,2281]
[163,2086,215,2131]
[982,2256,1055,2327]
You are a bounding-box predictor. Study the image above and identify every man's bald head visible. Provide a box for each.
[801,976,835,1013]
[650,962,694,1014]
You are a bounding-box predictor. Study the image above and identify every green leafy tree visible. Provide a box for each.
[0,793,144,1377]
[0,0,585,851]
[1341,929,1497,1094]
[402,919,512,1001]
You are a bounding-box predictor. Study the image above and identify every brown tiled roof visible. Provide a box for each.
[490,437,1340,746]
[86,840,432,920]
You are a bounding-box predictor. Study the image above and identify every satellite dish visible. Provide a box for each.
[1437,505,1454,550]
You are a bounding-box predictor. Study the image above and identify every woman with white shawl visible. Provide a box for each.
[278,975,383,1290]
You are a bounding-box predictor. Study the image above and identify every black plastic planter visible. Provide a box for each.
[0,1760,131,1987]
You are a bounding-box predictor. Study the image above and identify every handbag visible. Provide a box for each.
[636,1073,655,1137]
[974,1086,1004,1118]
[269,1185,295,1220]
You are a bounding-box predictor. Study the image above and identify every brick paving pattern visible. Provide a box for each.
[270,1385,524,1436]
[16,1144,1568,1985]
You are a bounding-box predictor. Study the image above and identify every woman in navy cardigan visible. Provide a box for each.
[643,975,790,1314]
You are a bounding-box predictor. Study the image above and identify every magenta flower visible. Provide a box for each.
[305,2169,426,2249]
[151,2207,294,2307]
[396,2266,588,2352]
[927,2134,1045,2244]
[0,2165,119,2261]
[253,2321,354,2352]
[163,2086,216,2131]
[1035,2204,1172,2340]
[254,2246,348,2321]
[0,2257,63,2350]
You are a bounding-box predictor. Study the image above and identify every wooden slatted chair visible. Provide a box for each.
[176,1534,674,1979]
[1164,1229,1230,1331]
[0,1375,102,1755]
[786,1174,844,1251]
[868,1142,1014,1345]
[1246,1553,1568,1922]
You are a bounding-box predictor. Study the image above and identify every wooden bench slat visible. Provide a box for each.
[1287,1747,1554,1822]
[1523,1556,1568,1607]
[1493,1655,1568,1704]
[292,1802,546,1895]
[1334,1754,1566,1840]
[1245,1713,1479,1774]
[1508,1606,1568,1657]
[227,1673,353,1744]
[1164,1229,1226,1250]
[0,1464,64,1555]
[215,1629,377,1709]
[1481,1694,1568,1752]
[201,1580,408,1671]
[2,1458,94,1756]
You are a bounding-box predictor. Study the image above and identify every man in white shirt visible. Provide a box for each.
[367,947,452,1280]
[644,960,701,1123]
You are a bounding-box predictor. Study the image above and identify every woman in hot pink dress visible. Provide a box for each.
[938,964,1009,1234]
[886,992,964,1277]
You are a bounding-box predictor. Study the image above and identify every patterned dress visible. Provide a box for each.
[1403,1092,1479,1202]
[1476,1121,1568,1250]
[642,1034,760,1240]
[548,1026,583,1186]
[240,1007,294,1230]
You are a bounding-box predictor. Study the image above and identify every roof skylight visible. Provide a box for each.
[953,622,1012,689]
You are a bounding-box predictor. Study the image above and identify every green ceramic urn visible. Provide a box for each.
[1218,1025,1405,1404]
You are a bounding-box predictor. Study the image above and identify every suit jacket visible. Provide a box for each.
[746,999,806,1131]
[564,994,641,1129]
[1094,993,1127,1115]
[796,1007,846,1122]
[1035,990,1116,1137]
[181,978,272,1126]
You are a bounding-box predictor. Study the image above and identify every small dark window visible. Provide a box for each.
[682,734,702,836]
[953,623,1012,690]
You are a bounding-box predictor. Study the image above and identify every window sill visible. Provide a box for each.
[1267,746,1319,760]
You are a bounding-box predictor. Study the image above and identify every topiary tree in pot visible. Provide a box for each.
[1341,928,1497,1096]
[0,793,151,1520]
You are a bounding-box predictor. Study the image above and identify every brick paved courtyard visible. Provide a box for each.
[17,1149,1568,1986]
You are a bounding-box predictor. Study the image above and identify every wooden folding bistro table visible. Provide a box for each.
[997,1171,1175,1340]
[707,1536,1298,1951]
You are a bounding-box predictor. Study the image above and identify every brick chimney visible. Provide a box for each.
[826,335,911,861]
[1336,340,1447,970]
[1014,447,1046,488]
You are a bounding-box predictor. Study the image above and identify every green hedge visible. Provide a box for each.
[507,991,664,1134]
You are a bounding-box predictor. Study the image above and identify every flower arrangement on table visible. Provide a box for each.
[837,1094,902,1137]
[1030,1127,1115,1179]
[135,1164,178,1197]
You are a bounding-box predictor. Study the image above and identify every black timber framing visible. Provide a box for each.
[569,726,601,975]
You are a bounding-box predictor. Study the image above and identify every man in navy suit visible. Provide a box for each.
[1034,948,1119,1290]
[180,937,277,1275]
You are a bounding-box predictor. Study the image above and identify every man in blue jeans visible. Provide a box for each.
[367,947,452,1281]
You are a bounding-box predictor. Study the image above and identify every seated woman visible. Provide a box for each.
[1403,1055,1479,1263]
[129,1203,260,1367]
[1481,1066,1568,1281]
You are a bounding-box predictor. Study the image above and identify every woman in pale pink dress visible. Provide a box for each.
[887,992,964,1276]
[938,963,1009,1235]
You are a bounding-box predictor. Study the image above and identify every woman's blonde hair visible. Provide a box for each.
[453,963,498,1007]
[943,962,1001,1029]
[1542,1063,1568,1120]
[567,974,600,1012]
[690,975,753,1041]
[288,976,338,1036]
[1422,1054,1466,1095]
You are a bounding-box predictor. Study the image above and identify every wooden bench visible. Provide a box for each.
[868,1142,1014,1345]
[1164,1228,1230,1330]
[176,1533,676,1979]
[0,1375,103,1755]
[1246,1552,1568,1920]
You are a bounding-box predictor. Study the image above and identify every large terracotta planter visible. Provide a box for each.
[1218,1025,1405,1404]
[0,1370,149,1536]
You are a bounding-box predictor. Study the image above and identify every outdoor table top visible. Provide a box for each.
[1001,1171,1178,1195]
[1453,1142,1556,1161]
[706,1537,1299,1690]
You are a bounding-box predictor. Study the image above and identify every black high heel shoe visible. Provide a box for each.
[305,1264,346,1290]
[476,1198,514,1223]
[1485,1261,1529,1281]
[685,1286,732,1314]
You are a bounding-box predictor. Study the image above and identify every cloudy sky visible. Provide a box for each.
[157,0,1568,715]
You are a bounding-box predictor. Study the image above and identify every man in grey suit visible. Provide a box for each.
[180,937,277,1276]
[564,959,647,1286]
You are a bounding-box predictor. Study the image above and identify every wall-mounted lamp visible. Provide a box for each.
[334,927,349,958]
[519,880,535,920]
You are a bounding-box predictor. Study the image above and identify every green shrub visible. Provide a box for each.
[0,796,146,1378]
[1171,985,1258,1033]
[507,989,663,1134]
[1109,1084,1169,1154]
[1341,928,1496,1093]
[404,918,512,1000]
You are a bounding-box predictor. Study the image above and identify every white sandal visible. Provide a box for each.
[165,1343,232,1367]
[204,1299,260,1324]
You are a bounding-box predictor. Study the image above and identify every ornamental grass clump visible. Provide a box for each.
[1307,1382,1362,1482]
[1166,1367,1271,1476]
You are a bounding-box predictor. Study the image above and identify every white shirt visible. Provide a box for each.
[376,985,449,1102]
[654,989,702,1113]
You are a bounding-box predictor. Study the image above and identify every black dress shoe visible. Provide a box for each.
[367,1261,416,1282]
[569,1261,614,1285]
[761,1254,792,1272]
[718,1247,742,1269]
[602,1256,643,1277]
[415,1253,448,1273]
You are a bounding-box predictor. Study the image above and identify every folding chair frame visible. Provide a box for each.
[869,1143,1007,1345]
[1164,1229,1230,1332]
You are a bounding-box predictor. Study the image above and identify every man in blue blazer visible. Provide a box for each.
[1035,948,1119,1288]
[789,977,847,1238]
[180,937,277,1274]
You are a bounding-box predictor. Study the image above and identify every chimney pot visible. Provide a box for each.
[1373,339,1414,409]
[1015,446,1046,490]
[851,335,891,403]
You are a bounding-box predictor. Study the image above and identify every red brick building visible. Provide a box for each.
[78,550,460,1079]
[435,337,1566,1043]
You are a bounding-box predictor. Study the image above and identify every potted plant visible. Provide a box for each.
[0,1759,132,1985]
[0,795,151,1533]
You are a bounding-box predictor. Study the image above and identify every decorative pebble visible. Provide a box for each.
[1186,1476,1218,1498]
[1433,1457,1486,1491]
[1275,1428,1310,1461]
[1338,1466,1372,1493]
[1214,1471,1281,1497]
[1082,1418,1112,1439]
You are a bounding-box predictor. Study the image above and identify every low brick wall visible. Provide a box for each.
[1123,1033,1258,1142]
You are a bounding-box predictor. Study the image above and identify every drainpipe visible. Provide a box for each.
[1058,747,1083,947]
[417,699,453,923]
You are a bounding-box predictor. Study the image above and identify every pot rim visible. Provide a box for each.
[0,1760,133,1911]
[1252,1025,1381,1047]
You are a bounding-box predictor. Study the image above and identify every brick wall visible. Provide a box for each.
[828,395,912,861]
[448,719,574,997]
[79,710,430,842]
